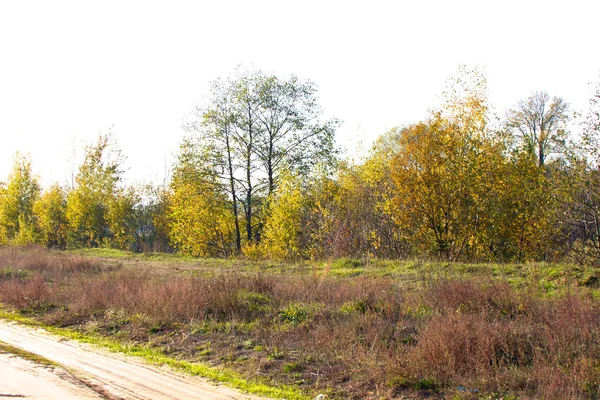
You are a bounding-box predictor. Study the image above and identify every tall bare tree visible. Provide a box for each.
[506,91,570,167]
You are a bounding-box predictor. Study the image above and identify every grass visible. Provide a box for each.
[63,247,597,292]
[67,247,198,262]
[2,245,600,399]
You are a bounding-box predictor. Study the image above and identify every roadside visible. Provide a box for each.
[0,320,264,400]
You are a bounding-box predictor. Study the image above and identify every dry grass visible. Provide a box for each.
[1,246,600,399]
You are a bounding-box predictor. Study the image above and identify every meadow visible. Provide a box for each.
[1,246,600,399]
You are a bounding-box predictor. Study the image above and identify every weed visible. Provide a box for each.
[283,362,305,373]
[413,378,438,390]
[197,342,212,357]
[267,347,284,360]
[332,258,364,269]
[0,267,30,281]
[238,290,272,314]
[278,303,311,325]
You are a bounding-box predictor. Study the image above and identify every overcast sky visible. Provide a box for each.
[1,0,599,187]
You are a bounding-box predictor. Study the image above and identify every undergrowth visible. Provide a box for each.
[1,246,600,399]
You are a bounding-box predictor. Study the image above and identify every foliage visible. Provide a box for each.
[65,133,124,247]
[0,153,41,245]
[260,172,305,260]
[132,183,172,253]
[561,79,600,265]
[184,67,339,253]
[388,67,490,259]
[4,67,600,266]
[386,67,557,262]
[33,184,68,249]
[505,91,570,167]
[167,140,235,257]
[106,187,139,250]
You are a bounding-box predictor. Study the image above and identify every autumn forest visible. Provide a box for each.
[2,66,600,265]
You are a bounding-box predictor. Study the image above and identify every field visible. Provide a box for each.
[2,246,600,399]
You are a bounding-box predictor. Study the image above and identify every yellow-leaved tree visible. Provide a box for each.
[33,184,68,249]
[260,171,305,260]
[167,139,235,257]
[66,133,124,247]
[388,66,492,259]
[0,153,41,245]
[387,66,554,261]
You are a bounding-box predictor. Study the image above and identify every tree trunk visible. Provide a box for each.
[225,133,241,253]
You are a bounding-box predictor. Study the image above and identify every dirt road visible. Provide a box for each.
[0,351,106,399]
[0,320,264,400]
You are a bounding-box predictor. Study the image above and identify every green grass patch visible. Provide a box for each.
[66,247,200,262]
[67,247,136,259]
[0,267,30,281]
[0,340,58,367]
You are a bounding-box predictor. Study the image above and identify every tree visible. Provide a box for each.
[184,67,339,251]
[563,78,600,264]
[130,182,172,253]
[389,118,474,259]
[477,149,551,261]
[387,67,492,259]
[581,78,600,164]
[167,139,235,257]
[506,91,570,168]
[253,74,339,196]
[197,79,244,252]
[66,133,124,247]
[230,71,262,245]
[385,70,563,262]
[260,171,305,260]
[305,159,406,260]
[106,187,139,250]
[0,153,40,245]
[33,184,68,248]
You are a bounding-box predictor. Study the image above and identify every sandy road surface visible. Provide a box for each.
[0,352,105,399]
[0,321,264,400]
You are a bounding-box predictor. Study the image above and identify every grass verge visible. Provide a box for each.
[0,339,58,367]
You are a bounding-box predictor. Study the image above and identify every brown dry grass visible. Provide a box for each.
[1,246,600,399]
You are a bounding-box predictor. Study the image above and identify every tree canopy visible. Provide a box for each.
[3,67,600,265]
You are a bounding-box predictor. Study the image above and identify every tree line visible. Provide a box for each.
[1,66,600,264]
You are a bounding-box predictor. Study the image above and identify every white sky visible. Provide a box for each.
[1,0,599,187]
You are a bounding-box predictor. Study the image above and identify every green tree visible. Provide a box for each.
[167,140,235,257]
[33,184,68,248]
[253,73,339,196]
[195,79,243,252]
[106,187,139,250]
[184,67,339,251]
[66,133,124,247]
[0,153,40,245]
[132,182,172,253]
